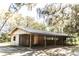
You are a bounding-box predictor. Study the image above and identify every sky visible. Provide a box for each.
[0,0,79,11]
[0,0,79,3]
[0,3,11,11]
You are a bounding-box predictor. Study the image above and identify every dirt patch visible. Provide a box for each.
[0,42,79,56]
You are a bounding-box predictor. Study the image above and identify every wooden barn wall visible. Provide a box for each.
[46,40,55,45]
[38,35,44,46]
[19,34,30,46]
[19,33,67,47]
[56,36,66,45]
[45,36,66,45]
[32,35,67,46]
[33,34,44,46]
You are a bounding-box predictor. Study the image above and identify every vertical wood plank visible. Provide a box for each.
[30,34,32,48]
[54,38,56,46]
[62,38,63,46]
[44,36,46,48]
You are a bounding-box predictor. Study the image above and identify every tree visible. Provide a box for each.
[30,21,46,30]
[0,10,13,32]
[24,16,46,30]
[64,4,79,35]
[9,3,37,13]
[37,3,72,33]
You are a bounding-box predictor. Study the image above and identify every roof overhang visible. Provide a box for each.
[8,27,73,37]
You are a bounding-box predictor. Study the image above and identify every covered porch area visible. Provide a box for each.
[19,33,68,48]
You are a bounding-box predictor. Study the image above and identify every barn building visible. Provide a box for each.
[9,27,71,48]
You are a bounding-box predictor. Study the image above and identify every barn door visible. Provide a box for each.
[19,34,30,46]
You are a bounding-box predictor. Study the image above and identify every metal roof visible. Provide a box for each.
[18,27,71,37]
[9,27,72,37]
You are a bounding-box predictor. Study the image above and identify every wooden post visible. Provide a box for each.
[44,36,46,48]
[64,37,66,45]
[62,39,63,46]
[30,34,32,48]
[54,38,56,46]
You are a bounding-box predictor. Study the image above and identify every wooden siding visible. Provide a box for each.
[32,34,44,46]
[19,34,66,47]
[19,34,30,46]
[34,35,38,45]
[38,35,44,46]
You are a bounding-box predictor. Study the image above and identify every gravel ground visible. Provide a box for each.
[0,42,79,56]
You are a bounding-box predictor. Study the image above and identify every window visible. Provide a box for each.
[13,36,16,41]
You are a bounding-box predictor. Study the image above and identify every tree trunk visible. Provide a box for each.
[0,19,8,31]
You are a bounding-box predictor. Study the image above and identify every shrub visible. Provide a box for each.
[0,33,10,43]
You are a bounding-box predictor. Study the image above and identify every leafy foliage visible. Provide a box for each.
[37,4,72,33]
[0,33,10,43]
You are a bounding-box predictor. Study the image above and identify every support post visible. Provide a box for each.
[30,34,32,48]
[44,36,46,48]
[54,37,56,46]
[64,37,66,45]
[62,39,63,46]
